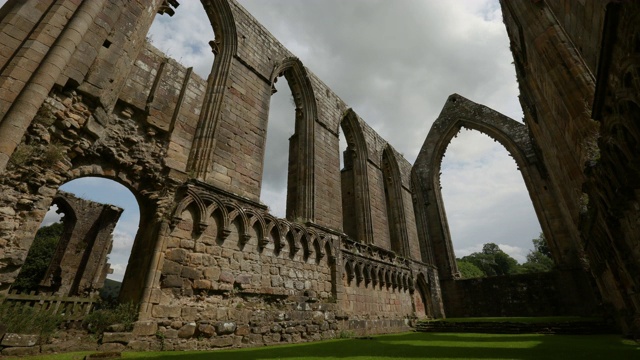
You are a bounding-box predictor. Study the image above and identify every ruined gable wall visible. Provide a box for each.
[42,191,123,296]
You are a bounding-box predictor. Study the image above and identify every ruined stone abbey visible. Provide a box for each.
[0,0,638,349]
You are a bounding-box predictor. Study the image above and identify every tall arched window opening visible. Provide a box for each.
[147,1,215,78]
[440,129,545,277]
[260,77,296,218]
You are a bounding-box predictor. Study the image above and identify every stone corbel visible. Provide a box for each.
[259,237,270,249]
[346,271,354,284]
[170,216,182,230]
[209,39,220,55]
[195,221,208,235]
[239,233,251,246]
[221,228,232,239]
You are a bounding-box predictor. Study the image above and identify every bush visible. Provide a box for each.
[0,303,63,341]
[83,302,138,335]
[12,223,63,292]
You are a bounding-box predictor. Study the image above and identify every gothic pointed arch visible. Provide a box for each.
[187,0,238,178]
[268,57,317,222]
[382,145,410,256]
[412,94,572,280]
[340,109,374,245]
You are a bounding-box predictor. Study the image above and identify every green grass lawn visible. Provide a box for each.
[422,316,603,323]
[18,332,638,360]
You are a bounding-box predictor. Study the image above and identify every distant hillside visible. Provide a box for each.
[99,278,121,301]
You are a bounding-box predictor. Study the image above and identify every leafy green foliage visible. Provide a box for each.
[0,302,63,340]
[458,237,555,278]
[459,243,520,277]
[12,222,63,292]
[99,278,122,304]
[83,302,138,335]
[456,260,484,279]
[520,233,554,274]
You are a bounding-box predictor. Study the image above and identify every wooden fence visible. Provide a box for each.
[1,290,97,321]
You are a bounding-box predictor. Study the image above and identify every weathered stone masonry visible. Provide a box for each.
[1,0,639,349]
[0,0,441,349]
[39,191,123,297]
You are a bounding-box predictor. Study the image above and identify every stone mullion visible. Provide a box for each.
[187,0,237,180]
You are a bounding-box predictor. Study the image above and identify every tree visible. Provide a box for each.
[532,233,551,257]
[520,233,554,273]
[456,259,485,279]
[12,222,63,292]
[461,243,521,277]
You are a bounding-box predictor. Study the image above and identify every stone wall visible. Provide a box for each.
[0,0,442,349]
[500,0,640,336]
[441,270,599,318]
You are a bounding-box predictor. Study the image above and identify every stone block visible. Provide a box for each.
[178,323,197,338]
[219,271,234,283]
[210,336,234,348]
[193,279,212,290]
[161,274,183,288]
[1,346,39,356]
[179,307,197,322]
[98,343,126,352]
[1,333,39,347]
[181,266,202,280]
[132,320,158,336]
[312,311,325,325]
[161,328,179,339]
[235,274,252,284]
[162,259,182,275]
[102,332,133,344]
[215,321,237,335]
[203,267,221,280]
[165,248,188,263]
[198,323,216,338]
[235,324,250,336]
[246,333,262,344]
[127,340,151,351]
[152,305,182,318]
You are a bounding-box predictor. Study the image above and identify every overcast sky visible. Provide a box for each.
[39,0,542,281]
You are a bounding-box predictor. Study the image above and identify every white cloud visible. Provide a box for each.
[40,204,62,227]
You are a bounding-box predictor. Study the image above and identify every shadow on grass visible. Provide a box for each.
[125,332,639,360]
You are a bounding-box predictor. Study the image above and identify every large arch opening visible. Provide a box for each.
[440,129,545,277]
[413,94,571,281]
[11,177,140,303]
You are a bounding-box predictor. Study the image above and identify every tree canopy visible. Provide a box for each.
[456,235,555,279]
[12,222,62,292]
